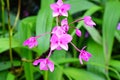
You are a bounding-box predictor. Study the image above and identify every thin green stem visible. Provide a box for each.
[44,71,48,80]
[7,0,14,70]
[12,0,21,31]
[1,0,5,37]
[56,16,59,26]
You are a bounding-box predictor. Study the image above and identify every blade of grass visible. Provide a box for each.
[102,1,120,70]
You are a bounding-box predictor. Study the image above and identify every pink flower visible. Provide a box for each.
[117,23,120,30]
[23,37,38,49]
[79,47,92,64]
[33,58,54,72]
[50,0,70,17]
[52,26,65,37]
[75,28,81,37]
[50,34,72,50]
[83,16,96,27]
[61,18,69,32]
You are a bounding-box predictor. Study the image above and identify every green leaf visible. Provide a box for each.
[18,17,36,80]
[36,0,54,55]
[6,72,15,80]
[87,39,106,78]
[51,50,66,61]
[0,38,20,53]
[0,71,8,80]
[115,30,120,42]
[48,67,63,80]
[84,25,102,45]
[102,2,120,63]
[66,0,97,14]
[65,68,105,80]
[0,61,21,71]
[110,59,120,72]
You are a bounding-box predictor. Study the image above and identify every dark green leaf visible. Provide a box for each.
[102,2,120,63]
[36,0,54,55]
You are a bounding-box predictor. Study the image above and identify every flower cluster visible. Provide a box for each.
[23,0,96,72]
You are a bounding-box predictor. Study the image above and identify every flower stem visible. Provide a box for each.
[70,42,80,52]
[36,32,51,38]
[69,18,83,25]
[1,0,5,37]
[56,16,59,26]
[12,0,21,31]
[47,50,52,58]
[7,0,14,70]
[44,71,48,80]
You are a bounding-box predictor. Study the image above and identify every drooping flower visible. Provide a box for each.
[61,18,69,32]
[79,47,92,64]
[75,28,81,37]
[117,23,120,30]
[50,0,70,17]
[50,34,72,50]
[23,37,38,49]
[83,16,96,27]
[33,58,54,72]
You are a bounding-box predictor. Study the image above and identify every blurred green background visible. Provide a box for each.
[0,0,120,80]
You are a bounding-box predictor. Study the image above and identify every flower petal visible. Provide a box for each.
[40,60,48,70]
[50,34,59,50]
[61,4,71,11]
[50,34,58,43]
[51,43,59,50]
[61,11,68,17]
[79,54,83,64]
[84,16,96,27]
[57,0,63,6]
[50,3,59,11]
[56,46,62,50]
[47,60,54,72]
[61,18,68,26]
[60,43,68,51]
[60,34,72,44]
[53,11,59,17]
[75,29,82,37]
[33,59,44,65]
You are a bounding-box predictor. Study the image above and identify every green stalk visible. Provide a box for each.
[12,0,21,31]
[1,0,5,37]
[7,0,14,70]
[44,71,48,80]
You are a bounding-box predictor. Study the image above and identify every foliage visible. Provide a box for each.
[0,0,120,80]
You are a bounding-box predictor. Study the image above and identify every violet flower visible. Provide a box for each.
[84,16,96,27]
[79,47,92,64]
[75,28,82,37]
[50,0,70,17]
[33,58,54,72]
[23,37,38,49]
[117,23,120,30]
[50,34,72,50]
